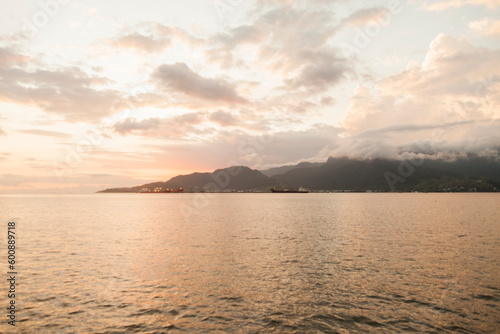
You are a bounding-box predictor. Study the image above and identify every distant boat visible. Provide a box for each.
[140,187,184,193]
[270,187,308,193]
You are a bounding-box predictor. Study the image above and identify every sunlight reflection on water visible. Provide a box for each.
[0,193,499,333]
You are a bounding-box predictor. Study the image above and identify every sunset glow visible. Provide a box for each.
[1,0,499,193]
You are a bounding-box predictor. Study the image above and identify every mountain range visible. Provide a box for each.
[97,156,500,193]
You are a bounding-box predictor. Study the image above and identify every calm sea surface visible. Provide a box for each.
[0,193,499,333]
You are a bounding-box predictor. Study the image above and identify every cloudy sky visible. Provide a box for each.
[0,0,499,193]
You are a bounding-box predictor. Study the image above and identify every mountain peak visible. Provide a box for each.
[98,157,500,193]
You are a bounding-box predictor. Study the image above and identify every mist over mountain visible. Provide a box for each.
[98,156,500,193]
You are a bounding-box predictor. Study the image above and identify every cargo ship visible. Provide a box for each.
[270,187,308,193]
[140,187,184,193]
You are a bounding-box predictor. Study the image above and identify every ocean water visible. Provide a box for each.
[0,193,499,333]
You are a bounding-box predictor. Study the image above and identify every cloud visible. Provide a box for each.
[353,120,476,137]
[114,118,161,134]
[209,110,238,126]
[212,124,343,167]
[257,6,339,72]
[207,4,351,97]
[205,25,265,68]
[107,23,201,53]
[124,3,351,111]
[206,5,344,75]
[18,129,71,138]
[110,33,171,53]
[141,123,343,171]
[0,174,30,187]
[256,6,352,94]
[285,49,349,91]
[152,63,247,103]
[114,112,208,137]
[342,7,390,27]
[110,111,343,169]
[339,34,500,160]
[0,173,146,193]
[248,124,342,166]
[256,0,338,6]
[469,18,500,37]
[4,0,499,186]
[329,120,500,161]
[0,47,124,122]
[0,47,30,66]
[113,109,270,138]
[212,25,264,49]
[0,152,10,162]
[421,0,500,11]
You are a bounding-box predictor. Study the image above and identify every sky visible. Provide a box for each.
[0,0,499,193]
